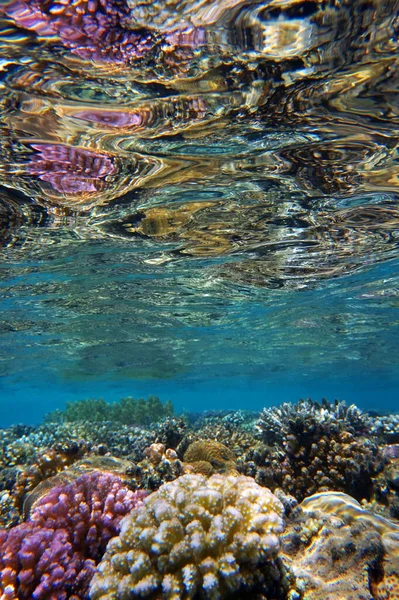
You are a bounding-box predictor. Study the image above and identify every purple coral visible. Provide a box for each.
[28,144,117,194]
[2,0,155,63]
[0,471,146,599]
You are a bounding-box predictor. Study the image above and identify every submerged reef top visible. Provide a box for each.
[44,395,174,427]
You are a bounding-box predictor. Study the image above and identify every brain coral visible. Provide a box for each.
[183,441,237,475]
[89,473,284,600]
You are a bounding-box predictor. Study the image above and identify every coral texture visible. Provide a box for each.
[280,499,386,600]
[256,398,372,445]
[89,473,284,599]
[0,471,146,600]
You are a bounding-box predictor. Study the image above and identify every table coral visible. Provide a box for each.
[89,473,285,599]
[0,471,146,600]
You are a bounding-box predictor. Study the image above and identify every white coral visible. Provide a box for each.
[90,474,284,600]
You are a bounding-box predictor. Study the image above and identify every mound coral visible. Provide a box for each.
[0,471,146,599]
[89,473,285,599]
[183,440,237,475]
[280,495,387,600]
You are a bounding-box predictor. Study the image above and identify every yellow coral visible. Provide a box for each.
[89,473,284,600]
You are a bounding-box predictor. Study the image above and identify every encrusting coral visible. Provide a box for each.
[89,473,285,600]
[0,471,146,600]
[281,490,399,600]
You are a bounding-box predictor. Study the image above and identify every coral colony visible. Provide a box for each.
[0,397,399,598]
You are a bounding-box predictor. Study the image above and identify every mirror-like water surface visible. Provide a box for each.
[0,0,398,418]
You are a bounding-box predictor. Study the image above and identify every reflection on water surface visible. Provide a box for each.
[0,0,398,389]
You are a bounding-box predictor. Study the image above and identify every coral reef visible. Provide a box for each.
[1,399,399,600]
[0,471,146,600]
[89,473,285,600]
[45,395,174,427]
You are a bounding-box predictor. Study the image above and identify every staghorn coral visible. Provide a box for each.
[246,430,384,502]
[0,471,146,600]
[89,473,285,600]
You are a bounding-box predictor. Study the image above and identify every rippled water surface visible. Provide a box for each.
[0,0,399,421]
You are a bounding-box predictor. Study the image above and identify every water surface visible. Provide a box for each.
[0,0,398,421]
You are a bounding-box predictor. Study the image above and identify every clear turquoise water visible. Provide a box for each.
[0,0,399,424]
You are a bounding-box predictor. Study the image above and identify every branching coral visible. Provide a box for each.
[89,473,285,600]
[247,399,384,502]
[0,471,146,600]
[256,398,372,445]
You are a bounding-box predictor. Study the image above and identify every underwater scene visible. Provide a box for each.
[0,0,399,598]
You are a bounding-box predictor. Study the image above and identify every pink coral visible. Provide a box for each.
[0,471,146,599]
